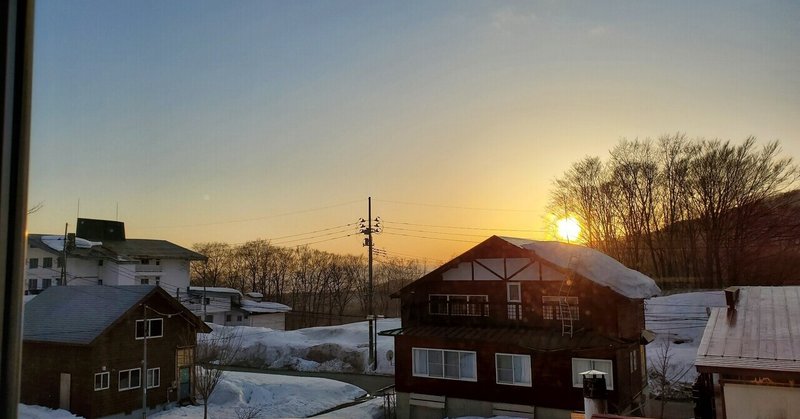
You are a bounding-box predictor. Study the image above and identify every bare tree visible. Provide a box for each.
[191,242,233,288]
[648,337,693,419]
[195,327,243,419]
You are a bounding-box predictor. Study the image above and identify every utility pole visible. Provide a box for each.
[360,197,381,371]
[142,304,148,418]
[61,223,68,286]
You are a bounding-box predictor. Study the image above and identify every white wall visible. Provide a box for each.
[249,313,286,330]
[724,382,800,419]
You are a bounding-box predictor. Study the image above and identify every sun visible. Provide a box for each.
[556,217,581,242]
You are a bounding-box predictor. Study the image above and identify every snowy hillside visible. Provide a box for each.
[645,290,726,384]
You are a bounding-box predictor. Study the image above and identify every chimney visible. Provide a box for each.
[580,370,608,419]
[724,286,740,310]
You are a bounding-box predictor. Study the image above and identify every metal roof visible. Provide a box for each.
[27,234,206,261]
[381,325,630,352]
[23,285,155,345]
[695,286,800,374]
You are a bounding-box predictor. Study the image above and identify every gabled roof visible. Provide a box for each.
[23,285,210,345]
[398,235,660,299]
[695,286,800,374]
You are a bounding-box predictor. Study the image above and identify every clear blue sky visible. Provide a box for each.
[28,0,800,263]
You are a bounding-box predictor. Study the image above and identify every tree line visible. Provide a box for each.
[549,135,798,288]
[190,240,425,325]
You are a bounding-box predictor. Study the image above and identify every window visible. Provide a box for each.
[147,368,160,389]
[155,259,161,266]
[42,278,52,289]
[135,318,164,339]
[571,358,613,390]
[428,294,488,316]
[119,368,141,391]
[204,315,213,322]
[141,259,150,265]
[155,276,160,285]
[177,347,194,367]
[236,315,243,321]
[226,314,232,322]
[98,260,104,266]
[495,353,532,386]
[542,296,579,320]
[507,283,521,320]
[57,256,64,268]
[29,258,38,269]
[140,278,149,285]
[97,279,103,285]
[94,372,110,391]
[412,348,477,381]
[27,278,37,290]
[43,257,53,268]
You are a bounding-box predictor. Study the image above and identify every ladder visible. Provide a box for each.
[558,254,579,337]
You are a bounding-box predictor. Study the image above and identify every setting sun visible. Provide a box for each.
[556,217,581,242]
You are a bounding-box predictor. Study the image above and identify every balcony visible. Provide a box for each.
[135,264,163,273]
[408,301,527,328]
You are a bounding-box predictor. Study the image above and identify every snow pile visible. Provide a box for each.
[151,371,366,418]
[240,299,292,313]
[210,318,400,375]
[512,239,661,299]
[188,286,242,296]
[645,290,726,384]
[316,397,386,419]
[19,404,82,419]
[41,236,101,251]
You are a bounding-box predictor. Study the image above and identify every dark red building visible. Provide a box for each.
[21,285,211,418]
[384,236,660,419]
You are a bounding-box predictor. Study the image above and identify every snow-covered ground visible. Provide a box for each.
[212,318,400,375]
[644,290,726,384]
[150,371,368,418]
[19,405,81,419]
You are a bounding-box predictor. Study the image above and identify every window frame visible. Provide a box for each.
[135,318,164,339]
[495,353,532,387]
[542,296,580,320]
[147,367,160,389]
[118,368,141,391]
[28,258,38,269]
[571,358,614,390]
[94,371,110,391]
[428,294,489,317]
[412,347,477,382]
[42,257,52,268]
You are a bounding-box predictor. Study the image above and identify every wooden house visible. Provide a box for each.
[21,285,211,418]
[384,236,660,419]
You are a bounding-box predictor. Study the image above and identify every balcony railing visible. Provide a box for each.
[135,265,163,273]
[413,301,527,328]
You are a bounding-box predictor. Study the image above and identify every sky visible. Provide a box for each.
[27,0,800,264]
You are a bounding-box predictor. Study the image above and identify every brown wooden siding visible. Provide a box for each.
[22,291,199,418]
[395,334,641,413]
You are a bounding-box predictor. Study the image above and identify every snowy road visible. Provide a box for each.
[222,365,395,395]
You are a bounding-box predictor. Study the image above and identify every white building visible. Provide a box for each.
[25,218,206,299]
[185,286,291,330]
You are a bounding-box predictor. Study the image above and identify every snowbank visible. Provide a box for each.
[240,299,292,313]
[151,371,366,418]
[19,404,82,418]
[209,318,400,375]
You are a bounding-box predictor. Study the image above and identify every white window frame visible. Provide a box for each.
[94,372,110,391]
[630,348,638,372]
[135,318,164,340]
[507,282,521,320]
[118,368,141,391]
[571,358,614,390]
[495,353,532,387]
[412,347,477,382]
[147,367,160,389]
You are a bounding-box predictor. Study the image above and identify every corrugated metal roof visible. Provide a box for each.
[695,286,800,373]
[23,285,155,345]
[387,325,629,352]
[27,234,206,261]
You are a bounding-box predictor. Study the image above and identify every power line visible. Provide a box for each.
[134,199,363,229]
[382,231,481,244]
[383,220,547,233]
[375,198,540,213]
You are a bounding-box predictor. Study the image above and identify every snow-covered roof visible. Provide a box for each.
[189,286,243,296]
[41,235,102,251]
[246,291,263,299]
[240,299,292,314]
[500,236,661,299]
